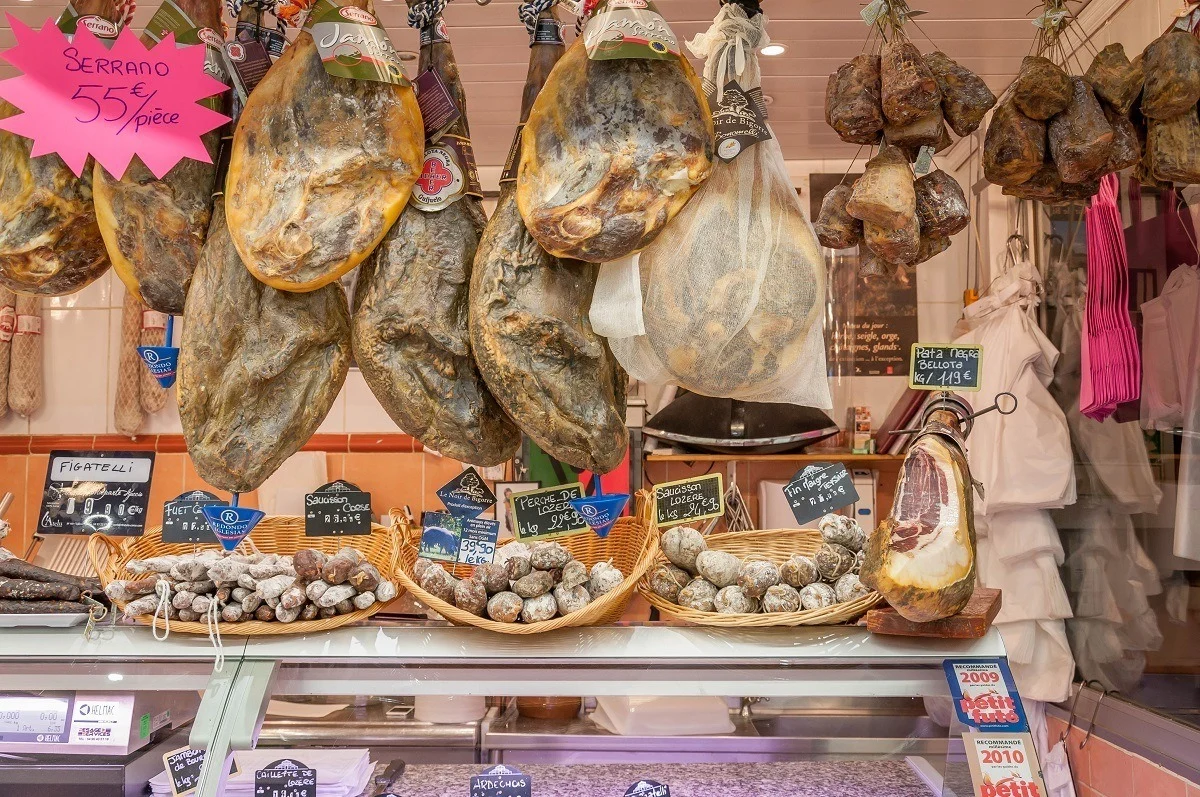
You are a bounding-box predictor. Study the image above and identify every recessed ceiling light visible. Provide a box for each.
[762,94,775,105]
[399,51,418,61]
[760,44,786,56]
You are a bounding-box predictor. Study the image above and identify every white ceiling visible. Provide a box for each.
[0,0,1092,164]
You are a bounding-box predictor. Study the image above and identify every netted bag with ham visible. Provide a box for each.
[115,290,146,437]
[516,3,714,263]
[0,0,120,296]
[93,0,229,315]
[0,288,12,418]
[7,294,43,417]
[603,5,830,408]
[470,7,627,473]
[1141,30,1200,121]
[225,0,423,291]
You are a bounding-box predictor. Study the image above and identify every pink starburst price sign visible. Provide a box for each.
[0,17,230,179]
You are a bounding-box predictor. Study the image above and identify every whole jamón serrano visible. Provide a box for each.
[517,34,714,263]
[225,0,423,291]
[180,203,353,492]
[353,8,519,466]
[470,9,628,473]
[0,0,118,296]
[92,0,228,315]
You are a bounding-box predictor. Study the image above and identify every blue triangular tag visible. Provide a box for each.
[137,345,180,389]
[568,493,630,539]
[201,505,265,551]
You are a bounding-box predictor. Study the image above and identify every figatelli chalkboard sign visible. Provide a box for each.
[909,344,983,391]
[254,758,316,797]
[161,490,223,544]
[653,473,724,528]
[509,483,589,542]
[304,480,372,537]
[162,748,238,797]
[784,463,860,526]
[38,450,155,536]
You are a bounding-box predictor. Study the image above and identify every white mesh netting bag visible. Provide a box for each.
[590,3,831,408]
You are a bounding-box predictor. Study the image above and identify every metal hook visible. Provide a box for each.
[1080,683,1109,749]
[475,0,491,5]
[888,393,1018,437]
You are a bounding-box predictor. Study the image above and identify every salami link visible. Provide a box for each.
[0,599,89,614]
[0,578,81,601]
[0,559,100,591]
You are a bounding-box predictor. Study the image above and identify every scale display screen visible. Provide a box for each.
[0,694,73,744]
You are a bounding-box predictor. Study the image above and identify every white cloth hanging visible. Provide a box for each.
[954,302,1076,515]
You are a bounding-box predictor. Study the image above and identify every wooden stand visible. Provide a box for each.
[863,588,1002,639]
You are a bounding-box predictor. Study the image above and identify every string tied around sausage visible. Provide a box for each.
[204,598,225,673]
[151,579,172,642]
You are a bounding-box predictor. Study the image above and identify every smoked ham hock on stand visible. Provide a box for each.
[516,1,715,262]
[469,5,627,473]
[93,0,230,315]
[352,0,520,466]
[0,0,120,296]
[861,396,978,623]
[225,0,423,291]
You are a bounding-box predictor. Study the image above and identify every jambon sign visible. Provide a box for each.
[0,18,229,179]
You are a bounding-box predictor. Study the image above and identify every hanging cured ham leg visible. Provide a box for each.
[352,0,520,465]
[860,401,977,622]
[225,0,423,291]
[470,5,628,473]
[516,2,715,263]
[92,0,230,315]
[0,0,119,296]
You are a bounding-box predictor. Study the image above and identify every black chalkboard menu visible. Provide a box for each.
[255,758,316,797]
[161,490,222,544]
[162,747,238,797]
[304,480,372,537]
[653,473,724,528]
[909,343,982,391]
[509,484,589,542]
[38,450,155,536]
[783,463,860,526]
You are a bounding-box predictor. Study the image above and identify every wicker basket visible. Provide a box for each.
[394,491,659,634]
[87,516,400,636]
[638,528,882,627]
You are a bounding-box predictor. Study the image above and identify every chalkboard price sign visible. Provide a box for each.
[625,780,671,797]
[653,473,724,528]
[470,764,531,797]
[909,344,983,391]
[162,747,238,797]
[161,490,222,544]
[254,758,316,797]
[783,463,860,526]
[38,450,155,536]
[509,484,589,542]
[304,480,372,537]
[457,517,500,566]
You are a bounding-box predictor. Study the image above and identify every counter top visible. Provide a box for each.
[380,762,934,796]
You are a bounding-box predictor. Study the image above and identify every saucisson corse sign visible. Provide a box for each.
[0,18,229,179]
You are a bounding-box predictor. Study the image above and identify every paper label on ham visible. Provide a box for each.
[144,0,231,114]
[141,310,168,330]
[420,18,450,47]
[15,315,41,336]
[410,136,481,212]
[0,306,14,342]
[707,79,772,162]
[584,0,679,61]
[55,3,119,42]
[414,69,461,139]
[306,0,410,86]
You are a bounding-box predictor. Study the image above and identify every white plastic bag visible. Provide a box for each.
[591,4,831,408]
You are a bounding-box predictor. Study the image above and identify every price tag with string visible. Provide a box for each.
[914,146,935,176]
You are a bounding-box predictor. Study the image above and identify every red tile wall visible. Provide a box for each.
[1045,715,1200,797]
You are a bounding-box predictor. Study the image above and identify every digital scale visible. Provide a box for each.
[0,691,199,756]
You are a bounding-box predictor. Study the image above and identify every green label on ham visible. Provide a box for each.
[307,0,410,86]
